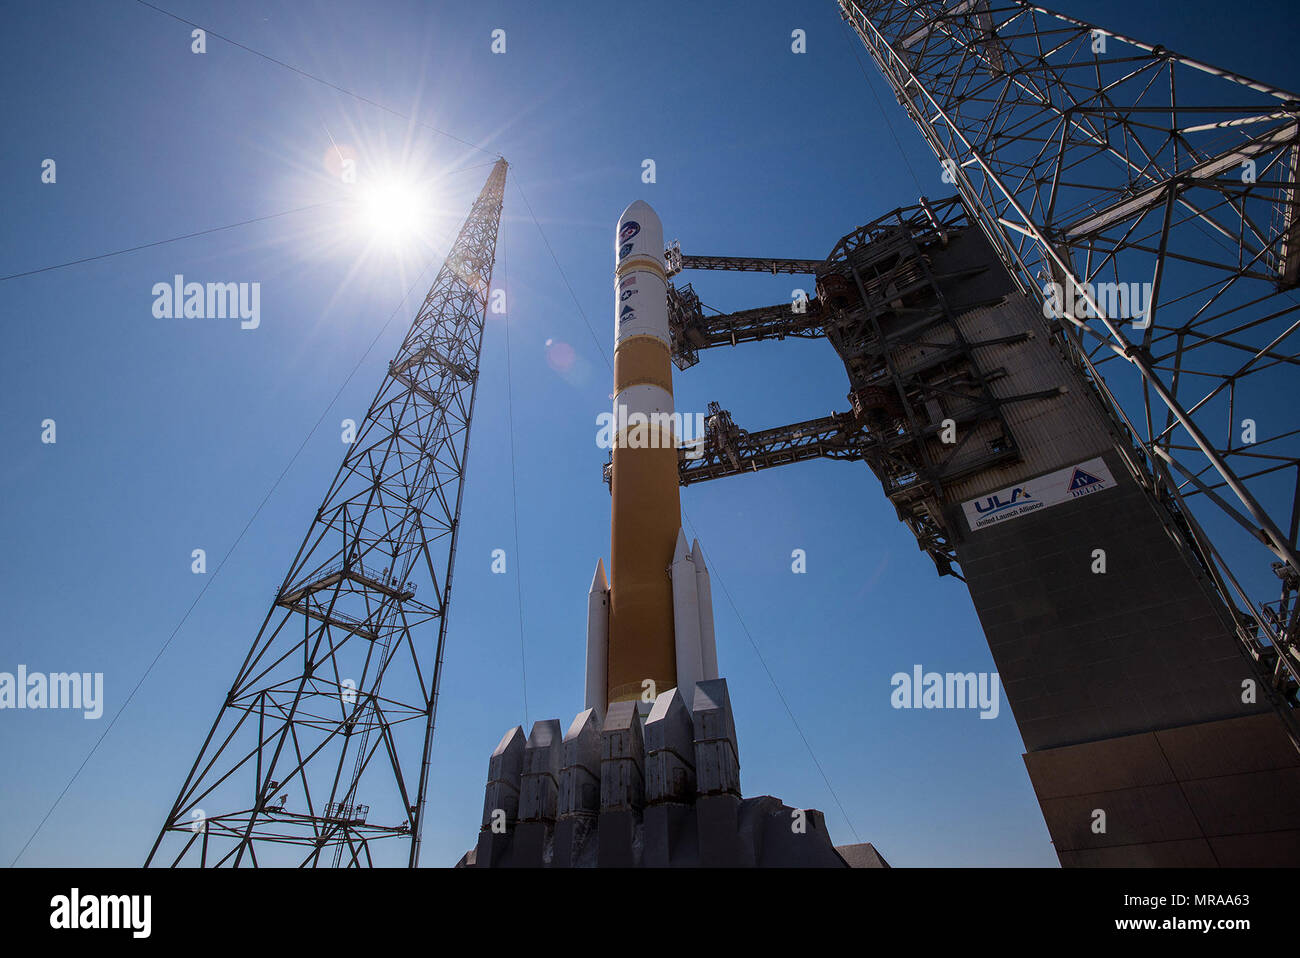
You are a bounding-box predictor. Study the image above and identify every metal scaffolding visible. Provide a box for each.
[146,159,508,868]
[838,0,1300,708]
[666,197,1036,577]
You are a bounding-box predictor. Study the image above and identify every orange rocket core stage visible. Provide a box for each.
[607,344,681,704]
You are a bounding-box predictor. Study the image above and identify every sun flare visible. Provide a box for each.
[356,175,428,247]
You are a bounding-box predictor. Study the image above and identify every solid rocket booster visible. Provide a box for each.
[607,200,682,705]
[693,539,718,681]
[584,559,609,713]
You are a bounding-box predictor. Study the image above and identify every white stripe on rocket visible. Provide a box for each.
[614,269,670,348]
[611,384,677,443]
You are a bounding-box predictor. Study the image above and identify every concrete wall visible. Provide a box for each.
[949,438,1300,864]
[953,445,1267,752]
[1024,712,1300,865]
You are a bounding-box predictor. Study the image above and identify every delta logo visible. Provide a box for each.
[1067,467,1106,498]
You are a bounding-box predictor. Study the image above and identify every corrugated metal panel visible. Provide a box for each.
[940,293,1114,504]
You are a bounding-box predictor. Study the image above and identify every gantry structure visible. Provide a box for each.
[663,0,1300,717]
[147,159,507,868]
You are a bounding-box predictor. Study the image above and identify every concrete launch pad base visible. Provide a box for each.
[457,678,887,868]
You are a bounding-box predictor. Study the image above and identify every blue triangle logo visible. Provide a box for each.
[1069,468,1102,491]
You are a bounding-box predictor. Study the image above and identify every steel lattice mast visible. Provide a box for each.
[841,0,1300,698]
[147,158,507,868]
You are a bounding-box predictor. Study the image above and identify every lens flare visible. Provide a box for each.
[545,338,576,374]
[357,176,426,247]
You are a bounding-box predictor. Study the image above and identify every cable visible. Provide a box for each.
[442,160,506,177]
[132,0,495,157]
[511,177,612,374]
[0,202,336,283]
[0,162,495,285]
[9,258,440,866]
[499,215,530,726]
[1,160,498,286]
[679,509,863,844]
[838,21,927,197]
[11,2,504,863]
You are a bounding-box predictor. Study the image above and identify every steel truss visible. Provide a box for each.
[146,159,508,868]
[840,0,1300,699]
[667,197,1041,578]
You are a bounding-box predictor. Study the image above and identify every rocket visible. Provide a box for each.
[585,201,718,714]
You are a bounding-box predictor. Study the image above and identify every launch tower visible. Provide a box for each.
[658,0,1300,866]
[147,159,508,868]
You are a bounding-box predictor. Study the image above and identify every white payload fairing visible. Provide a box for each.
[584,200,718,715]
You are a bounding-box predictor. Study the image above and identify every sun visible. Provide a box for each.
[356,175,428,248]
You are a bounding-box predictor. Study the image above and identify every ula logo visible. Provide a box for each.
[974,487,1033,515]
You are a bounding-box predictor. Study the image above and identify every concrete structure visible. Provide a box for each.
[459,681,884,868]
[930,234,1300,865]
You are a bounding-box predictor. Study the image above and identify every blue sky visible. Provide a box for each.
[1,0,1296,867]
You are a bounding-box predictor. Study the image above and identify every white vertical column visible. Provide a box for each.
[585,559,609,715]
[692,538,719,680]
[671,529,703,701]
